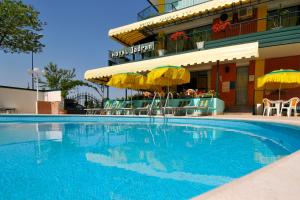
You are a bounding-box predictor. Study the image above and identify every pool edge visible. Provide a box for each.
[192,149,300,200]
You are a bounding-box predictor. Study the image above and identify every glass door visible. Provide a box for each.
[236,67,249,105]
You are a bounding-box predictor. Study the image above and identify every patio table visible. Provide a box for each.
[273,100,283,116]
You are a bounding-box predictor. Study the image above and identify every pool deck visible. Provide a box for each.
[192,115,300,200]
[202,115,300,127]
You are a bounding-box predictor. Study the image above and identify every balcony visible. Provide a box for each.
[109,12,300,66]
[138,0,212,21]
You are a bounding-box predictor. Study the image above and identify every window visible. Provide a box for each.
[178,71,210,92]
[267,6,300,30]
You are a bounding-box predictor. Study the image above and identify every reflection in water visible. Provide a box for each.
[60,122,291,180]
[86,152,233,186]
[0,121,297,200]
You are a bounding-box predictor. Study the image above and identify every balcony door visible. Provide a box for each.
[236,67,249,105]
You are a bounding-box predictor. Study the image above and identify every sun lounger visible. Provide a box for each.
[179,99,209,116]
[116,101,135,115]
[135,101,151,115]
[102,100,119,115]
[88,100,114,115]
[149,100,164,116]
[163,100,180,116]
[110,101,124,115]
[0,107,16,114]
[164,100,191,116]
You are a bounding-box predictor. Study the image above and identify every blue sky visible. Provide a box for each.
[0,0,148,98]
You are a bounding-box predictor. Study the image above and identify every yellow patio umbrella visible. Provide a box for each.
[107,73,146,106]
[147,66,190,87]
[136,76,162,92]
[107,73,160,91]
[107,73,141,89]
[256,69,300,99]
[147,66,190,112]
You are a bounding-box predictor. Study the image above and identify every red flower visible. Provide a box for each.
[169,31,189,41]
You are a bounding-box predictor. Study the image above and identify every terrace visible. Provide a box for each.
[109,11,300,66]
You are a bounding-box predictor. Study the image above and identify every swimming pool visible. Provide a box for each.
[0,115,300,199]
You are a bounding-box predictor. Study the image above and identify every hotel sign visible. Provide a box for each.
[110,42,155,58]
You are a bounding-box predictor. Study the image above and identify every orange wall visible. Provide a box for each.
[211,61,256,108]
[211,63,237,107]
[210,56,300,108]
[265,55,300,73]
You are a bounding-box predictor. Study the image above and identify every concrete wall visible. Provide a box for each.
[0,86,61,114]
[44,91,61,102]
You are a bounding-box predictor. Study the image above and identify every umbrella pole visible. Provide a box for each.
[131,89,133,107]
[279,83,282,100]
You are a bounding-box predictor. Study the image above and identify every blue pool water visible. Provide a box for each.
[0,116,300,200]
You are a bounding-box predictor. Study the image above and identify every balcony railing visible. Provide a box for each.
[138,0,212,21]
[110,12,300,65]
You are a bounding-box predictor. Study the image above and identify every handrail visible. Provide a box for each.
[138,0,212,21]
[148,92,157,115]
[163,92,173,116]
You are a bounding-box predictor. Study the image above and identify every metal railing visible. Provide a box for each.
[110,12,300,65]
[138,0,212,21]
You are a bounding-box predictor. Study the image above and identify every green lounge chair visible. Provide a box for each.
[111,101,124,115]
[116,101,135,115]
[149,100,164,116]
[181,99,209,116]
[135,101,151,115]
[164,100,191,116]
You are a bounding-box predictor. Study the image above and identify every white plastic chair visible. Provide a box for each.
[281,97,300,117]
[262,98,277,116]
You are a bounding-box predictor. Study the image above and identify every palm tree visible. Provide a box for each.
[41,62,87,98]
[41,62,106,100]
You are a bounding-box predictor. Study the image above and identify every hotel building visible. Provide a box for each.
[85,0,300,113]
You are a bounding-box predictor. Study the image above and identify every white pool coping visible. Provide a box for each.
[191,115,300,200]
[192,150,300,200]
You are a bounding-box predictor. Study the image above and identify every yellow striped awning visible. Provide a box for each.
[109,0,250,46]
[85,42,259,82]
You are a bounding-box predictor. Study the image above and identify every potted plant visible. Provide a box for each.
[193,31,205,50]
[169,31,189,52]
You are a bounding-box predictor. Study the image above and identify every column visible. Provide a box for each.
[158,0,165,14]
[254,59,265,114]
[257,4,268,32]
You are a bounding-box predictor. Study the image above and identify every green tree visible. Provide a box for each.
[42,62,87,98]
[0,0,45,53]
